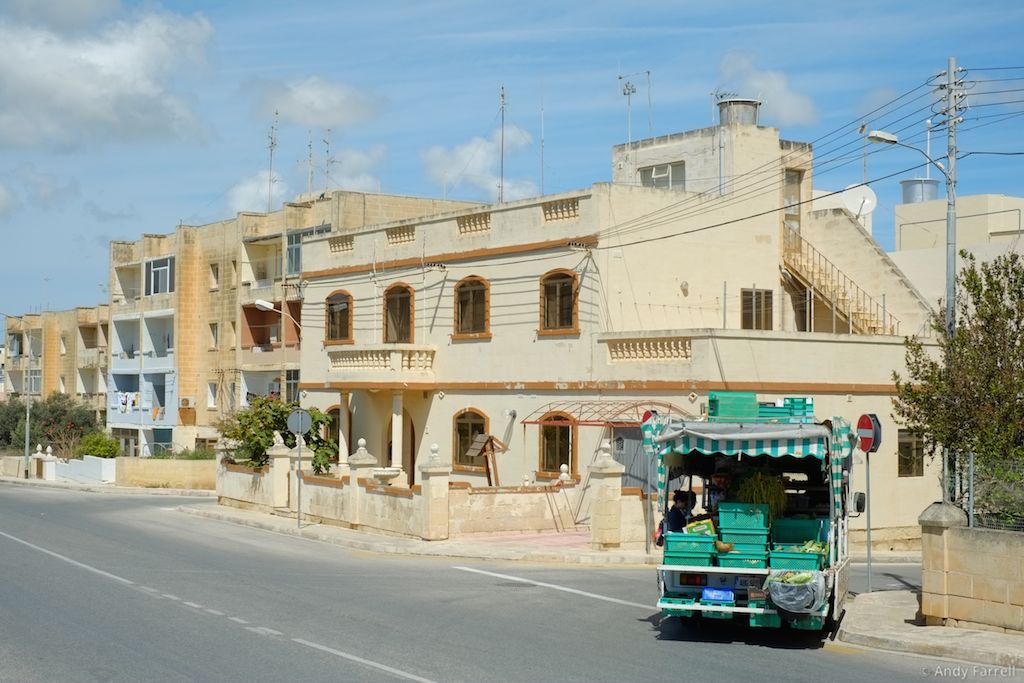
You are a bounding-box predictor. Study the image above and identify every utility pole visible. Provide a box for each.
[943,56,962,502]
[267,111,278,214]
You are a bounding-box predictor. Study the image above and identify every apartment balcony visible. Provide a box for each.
[326,344,436,384]
[107,393,178,428]
[239,343,298,370]
[77,392,107,412]
[78,347,107,368]
[238,279,287,306]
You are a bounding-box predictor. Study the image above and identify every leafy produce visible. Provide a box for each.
[775,571,815,585]
[797,540,828,555]
[735,472,787,521]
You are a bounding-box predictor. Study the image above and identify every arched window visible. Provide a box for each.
[384,284,413,343]
[454,276,489,337]
[539,411,576,475]
[453,409,488,468]
[539,270,578,333]
[325,291,353,343]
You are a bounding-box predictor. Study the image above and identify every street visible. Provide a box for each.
[0,486,962,683]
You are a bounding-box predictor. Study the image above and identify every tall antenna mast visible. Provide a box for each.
[499,85,506,204]
[645,70,653,136]
[540,98,545,196]
[267,110,278,213]
[306,130,314,195]
[323,129,338,194]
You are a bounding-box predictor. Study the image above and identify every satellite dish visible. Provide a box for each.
[841,185,877,218]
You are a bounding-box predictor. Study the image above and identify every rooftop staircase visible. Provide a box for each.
[782,226,901,335]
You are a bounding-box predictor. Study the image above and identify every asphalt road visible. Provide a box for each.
[0,486,959,683]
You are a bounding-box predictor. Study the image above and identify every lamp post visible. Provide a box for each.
[2,313,33,479]
[869,58,961,502]
[253,298,301,404]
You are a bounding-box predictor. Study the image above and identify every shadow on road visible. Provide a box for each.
[646,612,829,650]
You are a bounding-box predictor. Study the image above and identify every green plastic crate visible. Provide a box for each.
[719,528,770,545]
[708,391,758,421]
[718,503,769,529]
[661,595,696,617]
[728,542,769,554]
[748,600,782,628]
[790,614,825,630]
[717,553,767,569]
[663,551,715,566]
[665,533,716,553]
[700,599,735,619]
[768,550,823,570]
[772,518,826,544]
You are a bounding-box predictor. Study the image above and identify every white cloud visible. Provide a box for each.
[256,76,378,129]
[227,171,290,215]
[16,165,79,204]
[0,183,16,217]
[6,0,121,32]
[718,53,818,127]
[421,126,537,202]
[0,11,212,147]
[324,146,386,192]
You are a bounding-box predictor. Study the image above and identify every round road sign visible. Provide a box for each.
[857,413,881,453]
[287,408,313,435]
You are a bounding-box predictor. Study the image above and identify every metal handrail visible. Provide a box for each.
[782,227,901,335]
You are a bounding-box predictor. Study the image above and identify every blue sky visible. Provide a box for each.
[1,0,1022,326]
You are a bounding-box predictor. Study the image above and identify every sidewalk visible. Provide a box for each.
[839,590,1024,668]
[0,475,215,497]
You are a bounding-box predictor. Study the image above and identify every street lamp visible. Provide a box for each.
[253,298,301,404]
[2,313,33,479]
[869,128,958,501]
[867,130,956,340]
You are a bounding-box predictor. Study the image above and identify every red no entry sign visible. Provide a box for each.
[857,413,882,453]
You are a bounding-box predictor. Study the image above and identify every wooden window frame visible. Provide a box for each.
[538,269,580,337]
[897,429,925,478]
[452,408,489,472]
[741,288,774,331]
[324,289,355,346]
[383,283,415,344]
[452,276,491,341]
[536,411,578,479]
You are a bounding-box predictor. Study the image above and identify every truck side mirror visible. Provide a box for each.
[853,492,866,513]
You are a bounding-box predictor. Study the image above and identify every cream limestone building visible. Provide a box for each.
[106,192,476,456]
[4,306,109,421]
[297,100,941,537]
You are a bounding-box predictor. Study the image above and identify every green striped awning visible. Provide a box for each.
[652,421,831,460]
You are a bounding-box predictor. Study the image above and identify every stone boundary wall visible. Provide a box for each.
[116,458,216,489]
[920,502,1024,633]
[0,456,23,477]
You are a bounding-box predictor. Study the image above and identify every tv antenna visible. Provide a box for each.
[498,85,506,204]
[267,110,278,213]
[322,129,338,194]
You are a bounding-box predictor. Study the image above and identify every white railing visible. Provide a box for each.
[606,336,692,362]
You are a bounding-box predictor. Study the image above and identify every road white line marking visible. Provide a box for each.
[0,530,134,585]
[293,638,439,683]
[205,608,225,616]
[139,586,158,593]
[161,594,181,601]
[183,601,204,609]
[246,626,282,637]
[453,566,650,610]
[228,617,248,625]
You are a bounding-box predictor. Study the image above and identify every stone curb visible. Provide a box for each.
[837,591,1024,668]
[178,505,658,566]
[0,476,215,497]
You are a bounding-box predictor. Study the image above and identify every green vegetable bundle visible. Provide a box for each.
[735,472,787,521]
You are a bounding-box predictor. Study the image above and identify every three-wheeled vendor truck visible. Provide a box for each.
[644,402,859,631]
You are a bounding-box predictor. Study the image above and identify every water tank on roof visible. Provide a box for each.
[900,178,940,204]
[717,98,761,126]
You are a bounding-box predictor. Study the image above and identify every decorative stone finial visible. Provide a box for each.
[523,474,530,486]
[45,446,53,456]
[559,464,570,481]
[429,443,440,463]
[594,438,614,465]
[272,430,285,447]
[35,444,42,454]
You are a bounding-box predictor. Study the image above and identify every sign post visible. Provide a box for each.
[857,413,882,592]
[288,408,313,529]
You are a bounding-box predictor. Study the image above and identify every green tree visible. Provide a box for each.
[216,396,337,473]
[0,397,26,448]
[10,393,98,457]
[893,251,1024,465]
